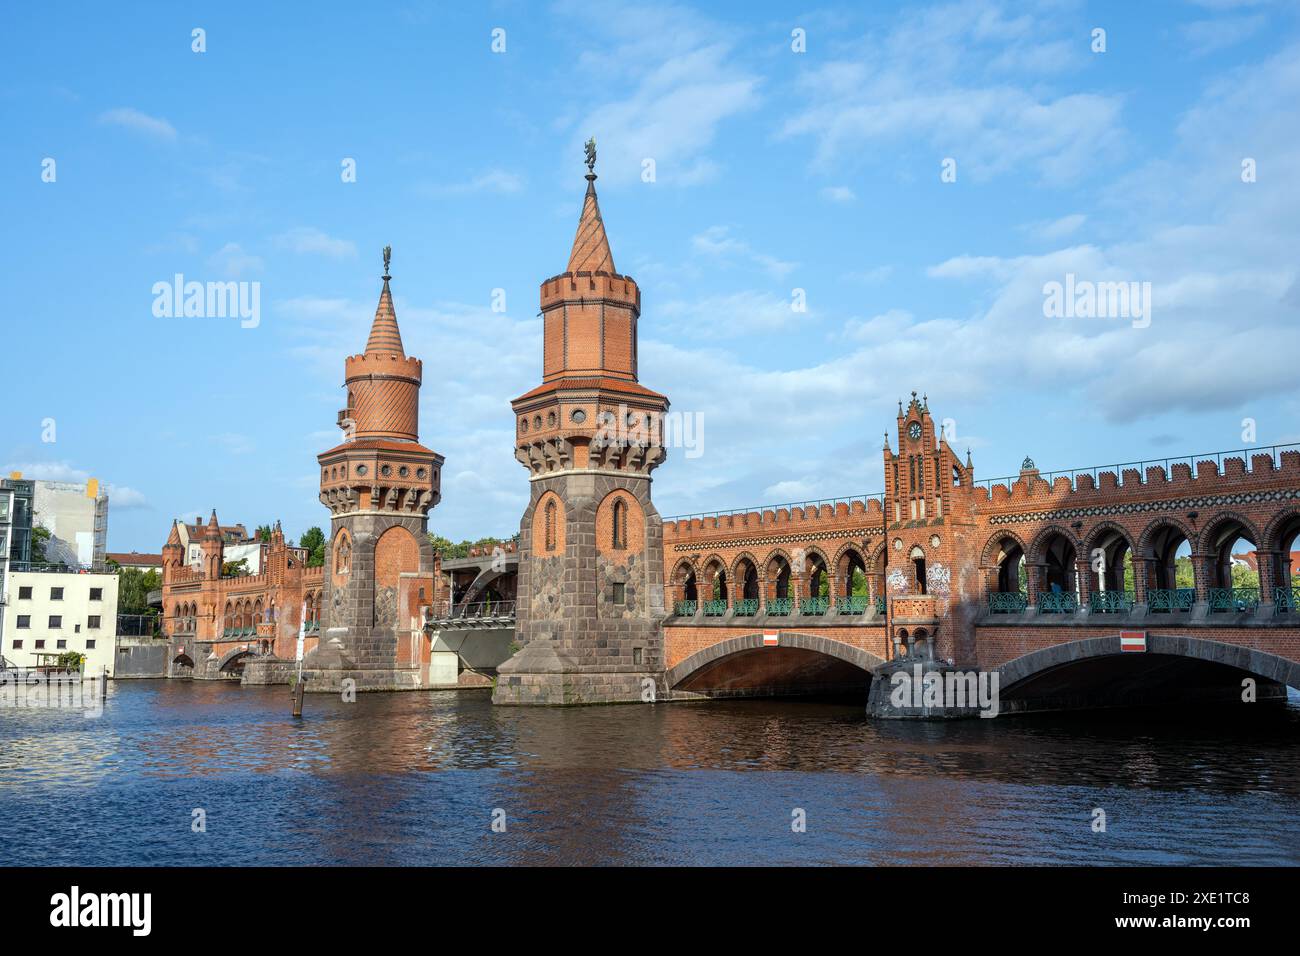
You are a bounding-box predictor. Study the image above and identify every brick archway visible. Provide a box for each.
[665,631,885,689]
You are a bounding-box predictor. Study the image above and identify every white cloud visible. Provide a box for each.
[2,461,149,510]
[418,170,524,197]
[691,226,796,279]
[820,185,856,203]
[659,289,803,336]
[208,243,262,278]
[780,1,1125,184]
[273,227,357,259]
[98,107,177,141]
[1180,15,1265,55]
[561,3,760,187]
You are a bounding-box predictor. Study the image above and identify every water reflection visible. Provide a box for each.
[0,682,1297,865]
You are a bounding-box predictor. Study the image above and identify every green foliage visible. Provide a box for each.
[850,568,869,597]
[30,524,51,563]
[56,650,84,671]
[255,524,274,542]
[222,557,250,577]
[427,533,515,559]
[118,568,161,615]
[297,527,326,567]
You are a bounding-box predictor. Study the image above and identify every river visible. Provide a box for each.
[1,680,1297,865]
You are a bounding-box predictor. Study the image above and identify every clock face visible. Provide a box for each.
[908,422,922,440]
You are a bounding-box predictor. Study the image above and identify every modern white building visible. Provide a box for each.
[0,569,119,675]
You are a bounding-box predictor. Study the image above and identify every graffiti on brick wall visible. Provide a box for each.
[887,567,909,593]
[927,562,951,594]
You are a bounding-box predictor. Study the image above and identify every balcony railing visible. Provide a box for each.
[1037,591,1078,614]
[428,600,516,624]
[767,597,793,616]
[1148,588,1195,613]
[1208,587,1259,613]
[875,596,886,614]
[988,592,1028,614]
[1274,585,1300,614]
[673,600,697,617]
[800,597,829,616]
[836,595,870,615]
[1088,590,1134,614]
[733,598,759,616]
[702,599,728,617]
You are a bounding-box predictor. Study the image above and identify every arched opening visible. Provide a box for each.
[766,554,792,615]
[836,548,869,614]
[1034,530,1078,612]
[1143,522,1195,612]
[1268,512,1300,613]
[803,551,829,614]
[667,633,879,698]
[910,546,927,595]
[998,635,1297,715]
[544,500,557,552]
[702,559,727,615]
[1203,516,1260,613]
[911,626,929,660]
[670,562,697,615]
[986,534,1026,612]
[1087,525,1135,613]
[731,556,760,615]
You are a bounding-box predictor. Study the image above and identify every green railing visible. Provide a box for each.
[1274,586,1300,614]
[1147,588,1195,613]
[767,597,793,616]
[733,598,759,616]
[800,597,829,616]
[836,595,870,614]
[673,600,697,617]
[875,596,886,614]
[702,599,728,617]
[988,592,1028,614]
[1089,590,1134,614]
[1038,591,1078,614]
[1208,587,1259,613]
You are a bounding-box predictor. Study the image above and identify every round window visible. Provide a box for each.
[380,464,392,477]
[399,466,409,478]
[571,409,587,424]
[356,465,368,476]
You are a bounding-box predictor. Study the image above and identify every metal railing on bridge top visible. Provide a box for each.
[972,441,1300,495]
[426,600,516,627]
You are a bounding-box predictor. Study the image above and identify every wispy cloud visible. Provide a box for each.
[691,226,796,279]
[273,227,357,259]
[98,107,177,141]
[418,170,524,197]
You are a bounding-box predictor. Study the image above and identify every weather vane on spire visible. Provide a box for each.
[584,136,597,174]
[382,245,391,278]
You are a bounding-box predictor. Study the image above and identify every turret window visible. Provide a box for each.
[612,498,627,550]
[544,500,557,552]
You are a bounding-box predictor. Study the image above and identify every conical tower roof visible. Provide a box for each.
[364,249,405,356]
[566,173,616,274]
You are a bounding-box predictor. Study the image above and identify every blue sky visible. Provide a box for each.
[2,0,1298,552]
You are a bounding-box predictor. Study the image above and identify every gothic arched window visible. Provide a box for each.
[545,500,557,552]
[612,498,627,551]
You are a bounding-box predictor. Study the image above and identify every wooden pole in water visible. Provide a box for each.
[101,664,108,701]
[291,597,307,717]
[292,678,304,717]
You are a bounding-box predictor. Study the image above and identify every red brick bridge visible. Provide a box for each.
[659,397,1300,712]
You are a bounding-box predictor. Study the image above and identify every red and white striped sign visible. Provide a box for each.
[1120,631,1146,652]
[763,631,779,647]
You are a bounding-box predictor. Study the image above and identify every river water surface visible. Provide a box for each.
[1,680,1297,865]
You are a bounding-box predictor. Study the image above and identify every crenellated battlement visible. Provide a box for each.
[344,350,422,382]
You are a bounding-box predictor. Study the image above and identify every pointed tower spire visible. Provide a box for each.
[364,245,405,357]
[566,138,615,274]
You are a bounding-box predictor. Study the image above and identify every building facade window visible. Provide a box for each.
[612,582,626,604]
[34,640,45,649]
[85,640,96,650]
[89,588,103,601]
[50,587,64,601]
[48,615,62,628]
[16,615,30,629]
[88,615,101,629]
[56,639,67,649]
[544,500,557,552]
[11,640,22,649]
[18,586,31,600]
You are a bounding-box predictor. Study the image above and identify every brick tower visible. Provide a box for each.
[306,249,444,691]
[493,143,670,705]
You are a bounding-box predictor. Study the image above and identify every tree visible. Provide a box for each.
[118,568,161,615]
[298,527,326,567]
[255,524,274,542]
[30,525,51,564]
[56,650,85,671]
[222,558,250,577]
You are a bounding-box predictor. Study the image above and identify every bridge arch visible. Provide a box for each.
[996,634,1300,711]
[666,632,884,697]
[217,646,254,675]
